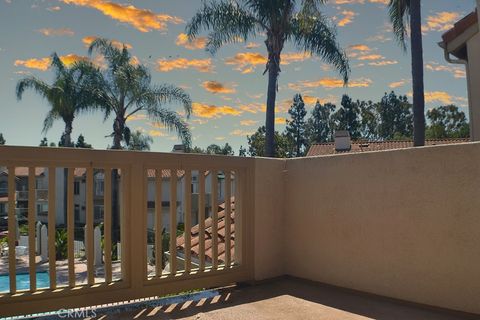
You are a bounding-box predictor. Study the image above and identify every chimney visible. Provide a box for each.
[172,144,185,153]
[334,131,351,151]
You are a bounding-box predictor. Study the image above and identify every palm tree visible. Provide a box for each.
[88,38,192,245]
[388,0,425,146]
[87,38,192,149]
[16,53,99,147]
[186,0,350,157]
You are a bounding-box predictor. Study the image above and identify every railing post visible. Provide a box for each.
[129,163,146,291]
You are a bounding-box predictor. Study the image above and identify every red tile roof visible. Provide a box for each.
[74,168,87,177]
[0,167,86,177]
[146,169,185,179]
[176,200,235,264]
[307,139,469,157]
[10,167,45,177]
[442,10,478,44]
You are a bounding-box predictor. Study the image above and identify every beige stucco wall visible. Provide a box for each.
[467,31,480,140]
[280,143,480,314]
[253,158,286,280]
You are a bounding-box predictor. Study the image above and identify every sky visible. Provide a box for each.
[0,0,476,153]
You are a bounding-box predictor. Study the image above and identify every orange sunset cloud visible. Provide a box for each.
[82,36,132,49]
[176,33,207,50]
[157,58,214,73]
[192,103,242,119]
[289,77,372,90]
[201,81,236,94]
[36,28,74,37]
[61,0,182,32]
[14,54,87,71]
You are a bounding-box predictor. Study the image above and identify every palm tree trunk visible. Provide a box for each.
[64,121,73,147]
[112,117,124,150]
[265,56,280,157]
[410,0,426,146]
[111,117,124,245]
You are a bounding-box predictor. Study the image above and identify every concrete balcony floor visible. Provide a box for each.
[102,278,472,320]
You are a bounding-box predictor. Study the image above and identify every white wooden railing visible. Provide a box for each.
[0,146,254,317]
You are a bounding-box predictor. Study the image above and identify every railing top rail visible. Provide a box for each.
[0,146,254,169]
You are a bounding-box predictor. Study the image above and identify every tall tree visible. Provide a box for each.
[377,92,413,140]
[207,143,234,155]
[388,0,425,146]
[16,53,99,147]
[39,137,49,147]
[306,101,336,144]
[286,94,308,157]
[247,126,291,158]
[190,143,235,155]
[0,133,5,145]
[333,94,361,139]
[359,100,379,140]
[128,131,153,151]
[239,146,247,157]
[187,0,350,157]
[426,105,469,139]
[75,134,93,148]
[87,38,192,149]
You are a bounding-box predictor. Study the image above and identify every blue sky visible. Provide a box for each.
[0,0,476,152]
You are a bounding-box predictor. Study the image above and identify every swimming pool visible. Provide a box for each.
[0,272,50,293]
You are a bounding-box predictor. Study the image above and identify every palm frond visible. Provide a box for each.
[42,109,60,133]
[88,37,131,68]
[388,0,410,50]
[152,84,193,117]
[146,107,192,147]
[289,14,350,84]
[16,77,52,101]
[186,0,258,55]
[51,52,67,78]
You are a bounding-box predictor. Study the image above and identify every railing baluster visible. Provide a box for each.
[143,168,148,279]
[225,171,232,268]
[155,169,163,277]
[198,171,206,271]
[28,167,36,292]
[184,170,192,273]
[120,168,127,280]
[169,169,177,275]
[234,170,243,265]
[211,170,218,269]
[48,167,56,290]
[104,167,112,283]
[67,168,75,287]
[86,167,94,285]
[7,166,16,294]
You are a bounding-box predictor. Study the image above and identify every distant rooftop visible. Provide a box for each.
[176,199,235,264]
[442,9,478,45]
[307,139,470,157]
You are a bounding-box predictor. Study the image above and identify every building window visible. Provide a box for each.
[0,203,7,215]
[37,203,48,214]
[0,181,7,194]
[95,180,104,197]
[94,205,104,221]
[75,205,80,221]
[74,181,80,195]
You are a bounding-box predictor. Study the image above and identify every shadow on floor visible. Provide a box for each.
[95,277,477,320]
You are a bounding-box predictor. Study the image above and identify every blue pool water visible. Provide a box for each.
[0,272,50,292]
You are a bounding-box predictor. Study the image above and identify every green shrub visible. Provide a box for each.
[55,228,68,260]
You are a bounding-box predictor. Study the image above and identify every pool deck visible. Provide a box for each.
[93,278,476,320]
[0,255,123,286]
